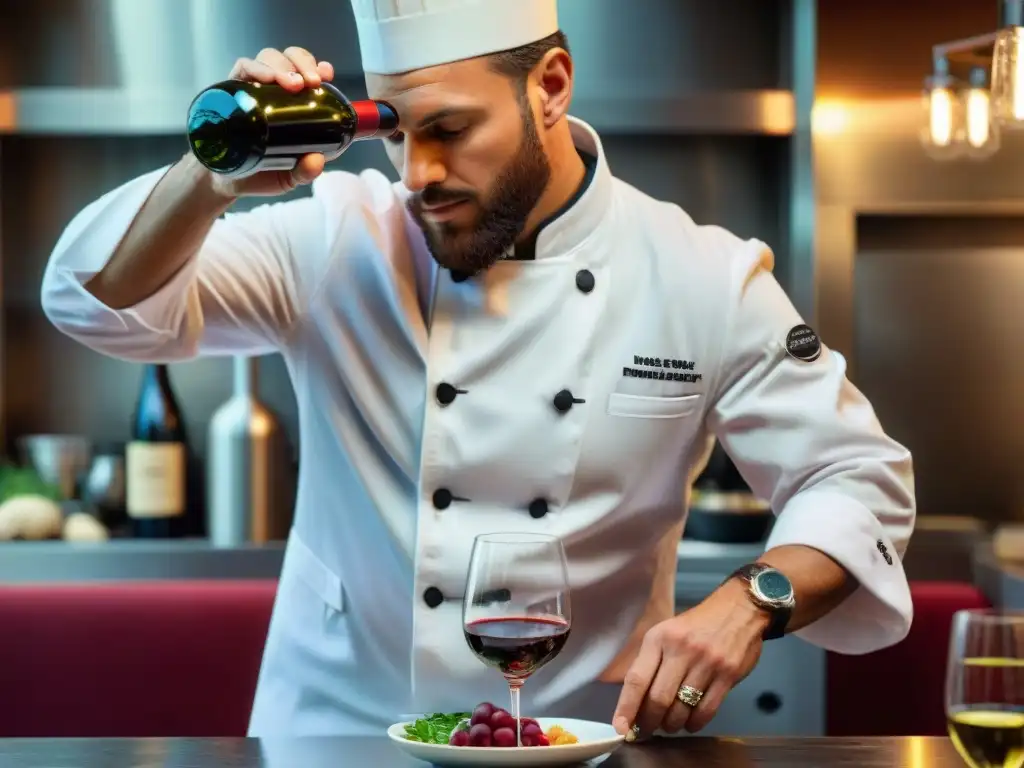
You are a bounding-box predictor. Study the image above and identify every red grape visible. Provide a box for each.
[470,702,496,726]
[448,730,470,747]
[468,723,492,747]
[492,727,516,747]
[490,710,515,731]
[536,733,550,747]
[521,734,537,747]
[521,722,542,738]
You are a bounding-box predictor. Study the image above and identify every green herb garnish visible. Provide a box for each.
[402,712,471,744]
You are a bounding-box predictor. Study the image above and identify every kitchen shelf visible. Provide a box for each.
[0,87,795,137]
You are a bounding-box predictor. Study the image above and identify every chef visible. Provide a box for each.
[40,0,916,741]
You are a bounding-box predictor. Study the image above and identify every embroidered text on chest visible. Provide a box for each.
[623,355,703,383]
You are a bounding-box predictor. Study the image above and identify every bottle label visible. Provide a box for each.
[126,442,186,519]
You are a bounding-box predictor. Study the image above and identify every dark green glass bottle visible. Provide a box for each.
[186,79,399,178]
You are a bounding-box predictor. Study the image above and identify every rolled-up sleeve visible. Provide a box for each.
[40,164,352,362]
[41,167,186,341]
[706,238,916,655]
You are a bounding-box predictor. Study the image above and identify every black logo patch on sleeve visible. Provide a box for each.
[785,324,821,362]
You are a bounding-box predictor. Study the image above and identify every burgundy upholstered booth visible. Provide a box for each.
[826,581,993,737]
[0,580,277,738]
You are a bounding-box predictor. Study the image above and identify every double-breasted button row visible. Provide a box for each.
[432,488,551,519]
[436,383,585,414]
[448,267,595,294]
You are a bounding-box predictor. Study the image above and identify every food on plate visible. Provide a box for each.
[545,724,579,746]
[401,701,577,748]
[402,712,471,744]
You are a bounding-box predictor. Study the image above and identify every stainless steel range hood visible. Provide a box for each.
[0,87,795,136]
[0,0,798,136]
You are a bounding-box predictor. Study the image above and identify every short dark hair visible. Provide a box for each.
[488,30,570,91]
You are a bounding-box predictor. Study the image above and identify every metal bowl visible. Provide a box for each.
[16,434,92,500]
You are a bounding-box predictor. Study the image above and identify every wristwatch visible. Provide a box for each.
[727,563,795,641]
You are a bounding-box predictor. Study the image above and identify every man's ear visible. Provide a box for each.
[533,48,573,128]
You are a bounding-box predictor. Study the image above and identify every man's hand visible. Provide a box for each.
[612,579,769,738]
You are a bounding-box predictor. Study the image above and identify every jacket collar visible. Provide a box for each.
[510,116,614,262]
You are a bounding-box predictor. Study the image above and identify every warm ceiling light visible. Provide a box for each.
[921,60,964,159]
[964,67,1000,158]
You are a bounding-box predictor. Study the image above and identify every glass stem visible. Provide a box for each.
[509,682,522,747]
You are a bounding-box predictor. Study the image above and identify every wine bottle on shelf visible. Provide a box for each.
[185,79,399,179]
[126,364,188,539]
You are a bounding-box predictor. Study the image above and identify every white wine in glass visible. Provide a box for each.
[946,609,1024,768]
[463,532,571,747]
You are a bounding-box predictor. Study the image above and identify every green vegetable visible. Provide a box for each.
[402,712,471,744]
[0,465,62,503]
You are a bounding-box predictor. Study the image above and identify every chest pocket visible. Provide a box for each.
[606,392,702,419]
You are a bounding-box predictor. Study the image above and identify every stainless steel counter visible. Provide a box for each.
[0,539,286,582]
[0,538,756,587]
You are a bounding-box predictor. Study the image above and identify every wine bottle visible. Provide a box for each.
[126,364,188,538]
[186,79,399,179]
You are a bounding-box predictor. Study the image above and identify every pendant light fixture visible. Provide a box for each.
[920,0,1022,160]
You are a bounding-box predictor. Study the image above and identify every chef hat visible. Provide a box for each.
[350,0,560,75]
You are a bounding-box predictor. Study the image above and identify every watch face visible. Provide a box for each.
[754,570,793,603]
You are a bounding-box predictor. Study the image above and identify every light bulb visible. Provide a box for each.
[920,70,963,159]
[991,25,1024,127]
[964,68,1000,159]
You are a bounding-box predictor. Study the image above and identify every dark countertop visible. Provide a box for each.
[0,737,963,767]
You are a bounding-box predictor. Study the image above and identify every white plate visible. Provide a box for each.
[387,717,625,766]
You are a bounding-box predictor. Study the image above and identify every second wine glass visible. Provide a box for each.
[463,532,572,747]
[945,608,1024,768]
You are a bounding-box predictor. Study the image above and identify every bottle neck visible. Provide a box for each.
[351,100,400,140]
[233,357,257,397]
[143,364,172,388]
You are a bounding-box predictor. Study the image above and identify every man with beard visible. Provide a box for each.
[41,0,916,742]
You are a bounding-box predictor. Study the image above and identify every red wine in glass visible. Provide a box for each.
[464,616,571,682]
[463,532,572,748]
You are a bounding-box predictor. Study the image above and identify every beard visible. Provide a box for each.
[407,104,551,275]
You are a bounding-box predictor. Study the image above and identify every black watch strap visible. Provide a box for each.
[728,564,792,641]
[761,604,790,641]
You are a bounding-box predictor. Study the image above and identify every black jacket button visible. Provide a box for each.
[436,383,460,406]
[553,389,584,413]
[433,489,453,509]
[529,499,549,519]
[575,269,595,294]
[423,587,444,608]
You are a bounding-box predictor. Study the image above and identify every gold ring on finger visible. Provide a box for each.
[677,684,704,708]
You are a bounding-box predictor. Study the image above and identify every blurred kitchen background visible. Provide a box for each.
[2,0,1023,552]
[2,0,1023,549]
[1,0,1024,742]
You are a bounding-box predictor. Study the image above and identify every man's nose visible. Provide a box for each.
[402,140,446,192]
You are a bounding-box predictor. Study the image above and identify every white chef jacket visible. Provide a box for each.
[40,116,916,736]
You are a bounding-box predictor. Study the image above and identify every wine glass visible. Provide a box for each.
[945,609,1024,768]
[463,532,572,748]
